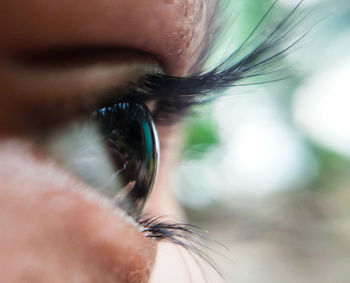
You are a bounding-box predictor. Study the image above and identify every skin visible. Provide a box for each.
[0,0,220,282]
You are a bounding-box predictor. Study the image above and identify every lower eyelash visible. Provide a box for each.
[137,216,226,279]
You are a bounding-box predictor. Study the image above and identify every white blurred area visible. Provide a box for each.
[294,55,350,158]
[176,90,318,206]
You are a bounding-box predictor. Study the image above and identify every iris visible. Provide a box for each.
[93,102,159,217]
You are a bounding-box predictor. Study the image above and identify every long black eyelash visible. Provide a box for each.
[107,0,308,123]
[138,216,226,281]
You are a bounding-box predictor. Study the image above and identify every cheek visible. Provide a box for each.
[0,139,156,283]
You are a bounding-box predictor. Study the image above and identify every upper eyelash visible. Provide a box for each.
[98,0,308,124]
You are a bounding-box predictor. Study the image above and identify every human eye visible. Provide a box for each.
[37,0,309,269]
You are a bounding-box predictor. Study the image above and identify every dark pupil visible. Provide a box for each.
[92,102,159,216]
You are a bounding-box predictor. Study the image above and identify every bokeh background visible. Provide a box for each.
[172,0,350,282]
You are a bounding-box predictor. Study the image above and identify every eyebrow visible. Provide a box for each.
[98,1,307,123]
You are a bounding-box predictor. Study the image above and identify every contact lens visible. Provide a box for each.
[93,102,159,216]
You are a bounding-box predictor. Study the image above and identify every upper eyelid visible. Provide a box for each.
[0,56,162,134]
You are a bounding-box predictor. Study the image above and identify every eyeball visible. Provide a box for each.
[46,102,159,217]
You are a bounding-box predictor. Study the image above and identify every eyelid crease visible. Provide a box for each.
[0,46,165,135]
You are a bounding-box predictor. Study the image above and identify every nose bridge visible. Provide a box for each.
[0,139,156,283]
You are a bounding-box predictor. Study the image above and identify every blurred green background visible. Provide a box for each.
[173,0,350,282]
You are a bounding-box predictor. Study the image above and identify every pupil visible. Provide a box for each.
[93,102,159,216]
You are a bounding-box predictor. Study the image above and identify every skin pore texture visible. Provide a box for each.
[0,0,220,282]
